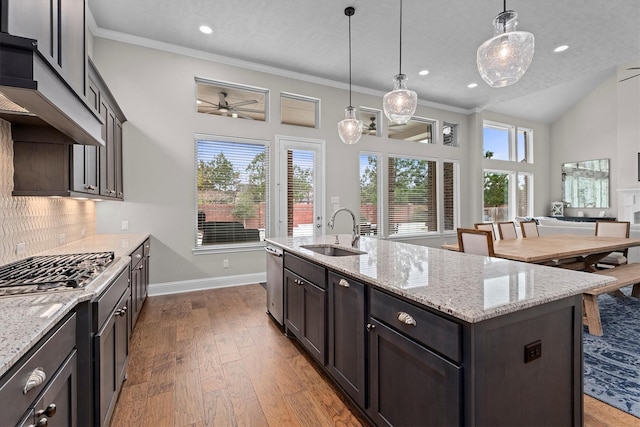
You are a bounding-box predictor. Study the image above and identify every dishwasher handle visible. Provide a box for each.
[265,246,283,257]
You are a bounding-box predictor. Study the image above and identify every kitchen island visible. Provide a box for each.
[266,234,614,426]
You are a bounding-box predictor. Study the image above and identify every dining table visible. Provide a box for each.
[441,234,640,271]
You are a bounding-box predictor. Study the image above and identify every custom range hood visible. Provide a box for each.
[0,32,103,146]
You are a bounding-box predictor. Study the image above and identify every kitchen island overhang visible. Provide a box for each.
[266,234,613,426]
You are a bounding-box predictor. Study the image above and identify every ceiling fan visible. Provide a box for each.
[363,116,377,135]
[619,67,640,83]
[198,91,262,119]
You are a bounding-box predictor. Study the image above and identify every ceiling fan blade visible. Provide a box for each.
[233,107,263,113]
[627,67,640,70]
[197,99,219,108]
[234,111,254,120]
[619,73,640,82]
[228,99,258,108]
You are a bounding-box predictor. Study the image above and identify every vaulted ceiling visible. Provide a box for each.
[87,0,640,123]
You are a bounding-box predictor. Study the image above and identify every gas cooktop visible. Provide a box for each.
[0,252,115,297]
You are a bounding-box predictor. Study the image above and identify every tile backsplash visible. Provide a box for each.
[0,119,96,264]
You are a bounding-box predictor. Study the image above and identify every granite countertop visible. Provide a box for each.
[266,234,615,323]
[0,233,149,378]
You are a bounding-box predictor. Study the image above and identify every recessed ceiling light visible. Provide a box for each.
[554,45,569,53]
[467,83,478,88]
[418,69,430,76]
[199,25,213,34]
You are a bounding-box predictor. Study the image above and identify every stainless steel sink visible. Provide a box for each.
[300,244,366,257]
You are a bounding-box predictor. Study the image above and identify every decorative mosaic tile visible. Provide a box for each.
[0,119,96,265]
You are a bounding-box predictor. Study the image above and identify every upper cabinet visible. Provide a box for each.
[1,0,87,96]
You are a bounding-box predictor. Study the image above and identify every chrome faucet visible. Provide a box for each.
[328,207,360,247]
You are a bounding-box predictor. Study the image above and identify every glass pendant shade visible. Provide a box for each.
[338,106,363,145]
[477,10,535,88]
[383,74,418,125]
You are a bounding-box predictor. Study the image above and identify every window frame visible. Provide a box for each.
[359,151,384,237]
[193,134,270,254]
[387,153,440,239]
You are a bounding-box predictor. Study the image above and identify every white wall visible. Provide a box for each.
[91,37,483,288]
[550,63,640,218]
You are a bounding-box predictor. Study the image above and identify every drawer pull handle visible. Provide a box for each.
[135,254,142,259]
[294,279,304,286]
[397,312,417,326]
[115,306,128,317]
[23,367,46,394]
[338,278,350,288]
[366,323,376,332]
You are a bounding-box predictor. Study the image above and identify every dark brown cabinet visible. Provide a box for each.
[284,253,327,365]
[1,0,86,95]
[367,318,462,426]
[130,239,150,328]
[0,314,77,427]
[19,352,78,427]
[92,266,130,427]
[327,272,366,408]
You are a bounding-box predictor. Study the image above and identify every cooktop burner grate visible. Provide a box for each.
[0,252,115,296]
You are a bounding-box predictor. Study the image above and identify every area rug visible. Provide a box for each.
[583,289,640,418]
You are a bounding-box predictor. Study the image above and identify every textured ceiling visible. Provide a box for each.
[87,0,640,123]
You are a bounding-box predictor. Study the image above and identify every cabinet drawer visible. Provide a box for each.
[95,266,130,329]
[0,313,76,424]
[370,289,461,363]
[284,252,326,289]
[131,243,144,269]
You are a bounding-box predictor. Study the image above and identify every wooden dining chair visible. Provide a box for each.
[595,220,631,267]
[474,222,496,240]
[497,221,518,240]
[520,220,539,238]
[457,228,495,257]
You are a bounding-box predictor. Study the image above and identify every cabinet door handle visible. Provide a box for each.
[338,278,350,288]
[397,312,417,326]
[115,306,128,317]
[135,254,142,259]
[294,279,304,286]
[23,367,46,394]
[35,403,57,418]
[366,323,376,332]
[138,264,144,270]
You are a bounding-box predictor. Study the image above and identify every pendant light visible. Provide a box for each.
[337,6,363,145]
[476,0,535,88]
[383,0,417,125]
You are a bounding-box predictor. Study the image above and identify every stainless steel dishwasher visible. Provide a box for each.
[265,244,284,326]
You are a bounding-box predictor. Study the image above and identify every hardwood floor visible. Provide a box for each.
[110,284,638,427]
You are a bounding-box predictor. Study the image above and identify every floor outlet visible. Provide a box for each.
[223,260,229,268]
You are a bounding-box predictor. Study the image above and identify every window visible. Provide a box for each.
[280,92,319,128]
[359,107,381,137]
[195,77,268,122]
[443,161,459,231]
[195,135,269,248]
[483,122,511,160]
[483,171,511,222]
[516,173,533,217]
[483,121,534,220]
[443,122,458,147]
[388,156,437,236]
[359,153,382,235]
[517,127,532,163]
[388,116,436,143]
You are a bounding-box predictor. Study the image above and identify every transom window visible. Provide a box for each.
[195,77,268,122]
[388,116,436,143]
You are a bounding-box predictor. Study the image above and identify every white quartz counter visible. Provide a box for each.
[0,233,149,378]
[266,234,614,323]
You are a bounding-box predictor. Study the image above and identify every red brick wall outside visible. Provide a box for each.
[199,202,314,228]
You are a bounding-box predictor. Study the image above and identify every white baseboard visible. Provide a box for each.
[148,272,267,296]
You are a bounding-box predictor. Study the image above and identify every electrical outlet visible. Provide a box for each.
[121,220,129,230]
[223,259,229,268]
[524,340,542,363]
[16,242,26,255]
[58,233,66,245]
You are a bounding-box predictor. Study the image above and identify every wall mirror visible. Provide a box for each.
[561,159,609,208]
